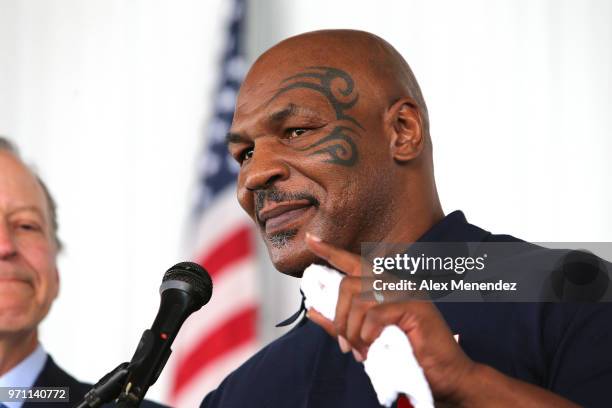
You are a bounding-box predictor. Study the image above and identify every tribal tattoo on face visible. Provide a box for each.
[269,66,363,167]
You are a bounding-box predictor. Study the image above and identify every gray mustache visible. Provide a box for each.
[255,188,319,219]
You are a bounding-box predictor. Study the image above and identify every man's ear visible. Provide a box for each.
[386,98,424,162]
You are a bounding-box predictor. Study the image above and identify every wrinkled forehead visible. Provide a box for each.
[0,152,50,220]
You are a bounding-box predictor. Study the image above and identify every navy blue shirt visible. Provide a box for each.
[201,211,612,407]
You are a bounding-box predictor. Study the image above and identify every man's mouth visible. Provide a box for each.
[0,273,32,287]
[257,200,316,234]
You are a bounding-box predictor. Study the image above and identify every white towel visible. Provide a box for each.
[301,264,434,408]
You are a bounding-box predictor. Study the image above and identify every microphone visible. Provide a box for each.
[116,261,213,407]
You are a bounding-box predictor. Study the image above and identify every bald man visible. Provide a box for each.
[203,30,612,407]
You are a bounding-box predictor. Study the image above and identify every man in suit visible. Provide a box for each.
[0,136,67,407]
[205,29,612,407]
[0,137,165,407]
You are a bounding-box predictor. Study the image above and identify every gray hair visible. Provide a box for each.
[0,137,18,153]
[0,136,62,251]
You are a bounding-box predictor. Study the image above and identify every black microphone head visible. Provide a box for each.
[162,262,213,309]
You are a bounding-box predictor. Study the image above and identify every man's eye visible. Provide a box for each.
[287,128,308,139]
[239,148,254,164]
[16,223,41,232]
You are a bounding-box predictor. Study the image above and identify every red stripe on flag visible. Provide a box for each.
[172,305,257,395]
[196,225,253,278]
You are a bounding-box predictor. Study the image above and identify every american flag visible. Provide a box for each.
[168,0,259,406]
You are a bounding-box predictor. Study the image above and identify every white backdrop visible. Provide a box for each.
[1,0,611,405]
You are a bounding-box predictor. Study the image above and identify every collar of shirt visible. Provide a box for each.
[0,344,47,408]
[417,210,474,242]
[276,210,482,327]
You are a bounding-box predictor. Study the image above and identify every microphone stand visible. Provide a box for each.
[76,329,159,407]
[114,379,145,408]
[74,360,148,408]
[113,328,170,408]
[74,362,130,408]
[77,329,167,407]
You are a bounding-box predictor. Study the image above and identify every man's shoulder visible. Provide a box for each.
[201,319,331,407]
[32,355,90,401]
[440,216,612,406]
[32,355,167,408]
[22,355,90,408]
[223,318,326,379]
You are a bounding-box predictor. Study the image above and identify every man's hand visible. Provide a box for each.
[304,233,580,408]
[304,233,475,404]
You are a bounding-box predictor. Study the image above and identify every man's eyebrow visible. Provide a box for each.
[9,205,45,219]
[268,103,321,123]
[226,104,323,145]
[225,132,249,145]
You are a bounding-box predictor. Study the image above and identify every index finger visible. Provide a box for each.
[305,232,362,276]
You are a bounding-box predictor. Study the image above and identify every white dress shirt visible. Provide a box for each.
[0,344,47,408]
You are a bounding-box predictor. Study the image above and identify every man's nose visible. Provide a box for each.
[0,221,17,259]
[242,141,290,191]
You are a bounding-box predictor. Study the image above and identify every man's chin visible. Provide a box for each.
[0,311,39,335]
[266,229,299,249]
[265,229,314,277]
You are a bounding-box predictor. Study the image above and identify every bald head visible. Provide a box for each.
[245,29,429,137]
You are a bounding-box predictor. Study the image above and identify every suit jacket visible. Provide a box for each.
[27,354,167,408]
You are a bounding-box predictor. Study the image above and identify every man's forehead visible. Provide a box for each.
[0,152,49,219]
[233,74,336,125]
[238,63,303,103]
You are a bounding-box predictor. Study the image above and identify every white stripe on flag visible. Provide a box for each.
[173,257,259,355]
[187,187,253,255]
[170,342,259,408]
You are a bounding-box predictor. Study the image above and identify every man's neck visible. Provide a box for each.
[0,330,38,376]
[383,194,445,244]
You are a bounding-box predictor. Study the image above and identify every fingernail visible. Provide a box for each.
[306,309,311,319]
[352,349,365,362]
[306,232,322,242]
[338,336,351,353]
